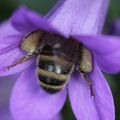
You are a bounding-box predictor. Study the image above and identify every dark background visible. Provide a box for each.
[0,0,120,120]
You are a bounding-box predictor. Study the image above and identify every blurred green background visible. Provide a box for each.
[0,0,120,120]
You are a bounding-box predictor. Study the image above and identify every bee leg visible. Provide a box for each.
[81,72,94,97]
[7,48,40,70]
[76,46,94,97]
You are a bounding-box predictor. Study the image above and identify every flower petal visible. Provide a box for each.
[75,35,120,74]
[0,75,18,120]
[0,35,23,53]
[11,6,56,34]
[68,61,114,120]
[51,113,62,120]
[0,21,20,38]
[0,35,33,76]
[10,64,67,120]
[48,0,109,36]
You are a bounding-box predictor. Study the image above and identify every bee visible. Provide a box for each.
[7,30,94,96]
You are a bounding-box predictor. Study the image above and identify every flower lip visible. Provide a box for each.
[10,64,67,120]
[68,60,115,120]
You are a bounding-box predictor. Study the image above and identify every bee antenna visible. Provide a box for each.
[7,49,40,70]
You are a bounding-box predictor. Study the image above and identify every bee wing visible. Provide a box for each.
[21,30,45,53]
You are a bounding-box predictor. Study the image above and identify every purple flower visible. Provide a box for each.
[1,0,120,120]
[0,75,17,120]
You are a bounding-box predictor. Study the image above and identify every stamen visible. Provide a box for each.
[7,48,40,70]
[81,73,95,98]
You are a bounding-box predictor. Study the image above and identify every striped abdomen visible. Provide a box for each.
[37,45,73,93]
